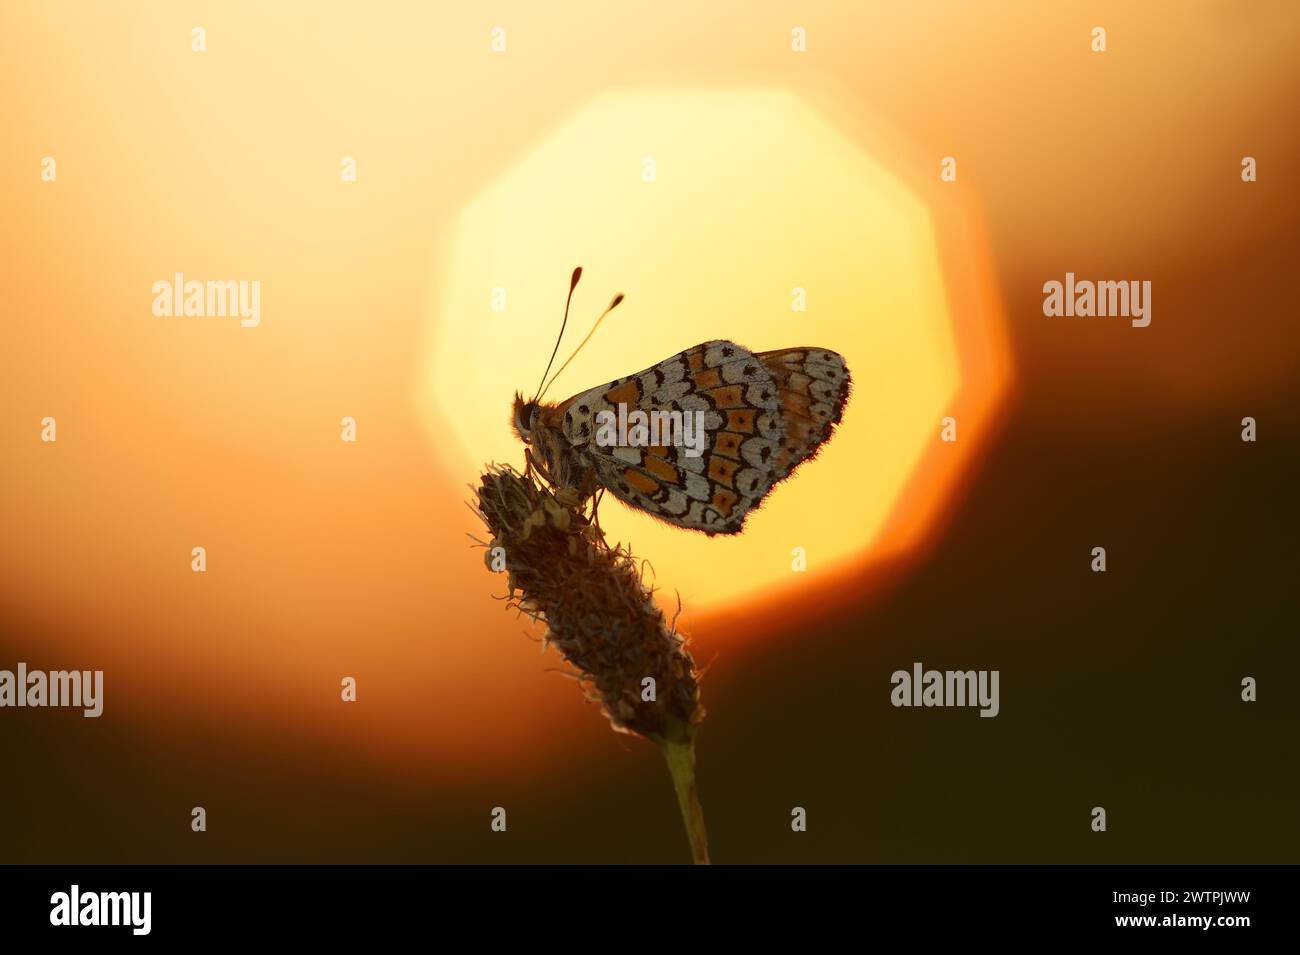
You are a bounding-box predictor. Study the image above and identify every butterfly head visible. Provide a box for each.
[512,392,540,444]
[516,267,624,450]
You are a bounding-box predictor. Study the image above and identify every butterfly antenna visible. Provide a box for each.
[538,291,625,401]
[534,266,583,400]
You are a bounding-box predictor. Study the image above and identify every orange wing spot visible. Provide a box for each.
[783,391,813,418]
[693,368,722,389]
[787,371,812,396]
[712,432,741,459]
[687,350,705,372]
[708,456,738,488]
[643,455,679,484]
[605,379,642,406]
[706,385,745,409]
[646,444,672,458]
[786,417,816,443]
[726,409,756,433]
[624,468,659,495]
[712,488,739,518]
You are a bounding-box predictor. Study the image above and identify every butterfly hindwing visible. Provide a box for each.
[753,347,852,481]
[547,341,849,535]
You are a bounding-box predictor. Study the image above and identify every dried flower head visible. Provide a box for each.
[474,464,703,744]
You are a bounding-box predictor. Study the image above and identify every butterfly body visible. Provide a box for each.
[514,339,850,535]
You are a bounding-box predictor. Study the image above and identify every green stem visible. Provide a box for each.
[660,737,710,865]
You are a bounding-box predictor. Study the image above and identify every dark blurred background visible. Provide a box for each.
[2,1,1297,862]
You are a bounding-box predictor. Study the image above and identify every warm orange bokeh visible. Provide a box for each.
[423,88,1010,610]
[1,1,1293,781]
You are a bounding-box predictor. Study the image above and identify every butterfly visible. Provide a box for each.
[513,268,851,535]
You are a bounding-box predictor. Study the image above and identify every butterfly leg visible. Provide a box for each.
[577,465,607,534]
[525,447,557,489]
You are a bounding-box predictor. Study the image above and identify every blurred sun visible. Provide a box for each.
[421,89,1008,610]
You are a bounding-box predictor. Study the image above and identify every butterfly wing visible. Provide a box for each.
[556,341,850,535]
[751,346,852,482]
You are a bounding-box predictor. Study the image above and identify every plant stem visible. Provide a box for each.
[660,737,710,865]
